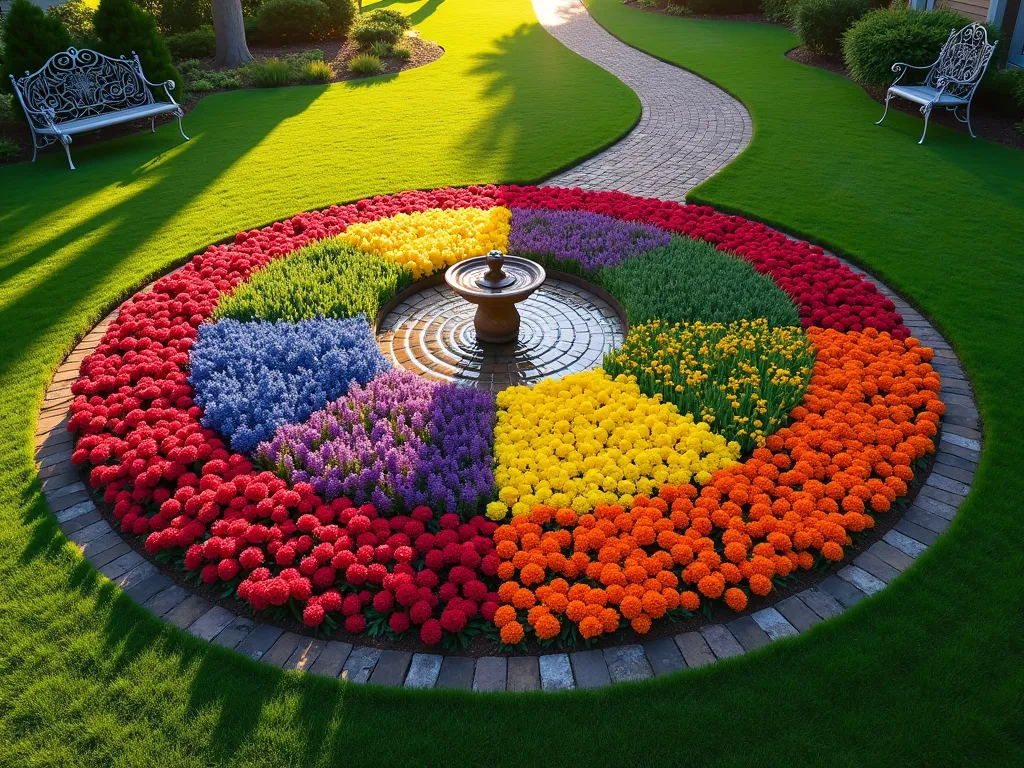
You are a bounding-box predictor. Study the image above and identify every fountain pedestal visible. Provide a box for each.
[445,251,546,344]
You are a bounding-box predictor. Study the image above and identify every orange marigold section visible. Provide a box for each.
[492,328,943,644]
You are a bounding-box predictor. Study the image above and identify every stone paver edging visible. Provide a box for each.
[536,0,752,199]
[33,1,981,692]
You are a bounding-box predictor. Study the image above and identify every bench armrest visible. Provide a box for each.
[889,61,936,88]
[138,74,179,105]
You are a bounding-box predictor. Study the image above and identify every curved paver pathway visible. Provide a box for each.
[33,3,982,692]
[534,0,752,199]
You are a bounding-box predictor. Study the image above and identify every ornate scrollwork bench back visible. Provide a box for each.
[10,47,189,170]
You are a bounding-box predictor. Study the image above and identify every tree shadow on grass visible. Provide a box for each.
[362,0,447,26]
[0,85,327,385]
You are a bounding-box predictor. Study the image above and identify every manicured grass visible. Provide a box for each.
[0,2,1022,768]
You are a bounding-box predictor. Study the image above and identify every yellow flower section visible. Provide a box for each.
[488,370,740,521]
[338,206,512,279]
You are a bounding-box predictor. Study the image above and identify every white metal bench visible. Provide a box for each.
[9,47,189,170]
[875,23,996,145]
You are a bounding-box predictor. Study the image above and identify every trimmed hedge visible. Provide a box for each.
[794,0,868,57]
[254,0,329,44]
[843,7,1002,85]
[166,25,216,60]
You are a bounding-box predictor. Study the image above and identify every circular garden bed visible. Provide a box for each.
[65,185,945,656]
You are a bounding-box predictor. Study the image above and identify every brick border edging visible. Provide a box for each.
[34,231,980,693]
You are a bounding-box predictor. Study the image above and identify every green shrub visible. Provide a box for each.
[843,7,1002,85]
[282,49,324,67]
[347,52,383,76]
[684,0,759,14]
[368,40,391,58]
[794,0,868,57]
[596,236,801,328]
[158,0,211,35]
[255,0,329,44]
[761,0,795,24]
[361,8,410,31]
[213,239,412,324]
[979,66,1024,114]
[1,0,72,97]
[1016,74,1024,111]
[352,11,409,48]
[0,94,16,122]
[180,59,242,92]
[0,136,20,161]
[46,0,95,40]
[352,23,402,48]
[245,58,292,87]
[664,2,691,15]
[322,0,358,38]
[166,25,215,60]
[390,44,411,60]
[297,59,333,83]
[94,0,182,95]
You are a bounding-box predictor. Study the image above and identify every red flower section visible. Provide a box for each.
[497,186,907,338]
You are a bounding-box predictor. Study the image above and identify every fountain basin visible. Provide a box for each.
[445,251,546,344]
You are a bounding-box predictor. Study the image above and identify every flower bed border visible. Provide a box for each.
[36,207,980,691]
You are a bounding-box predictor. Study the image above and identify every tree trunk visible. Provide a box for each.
[212,0,253,69]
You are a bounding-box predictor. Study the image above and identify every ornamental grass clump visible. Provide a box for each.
[257,369,496,516]
[214,239,411,324]
[189,316,389,453]
[507,207,671,273]
[598,236,801,327]
[347,52,384,76]
[604,319,815,452]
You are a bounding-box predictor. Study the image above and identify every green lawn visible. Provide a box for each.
[1,0,1023,765]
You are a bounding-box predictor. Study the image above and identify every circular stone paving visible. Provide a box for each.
[376,278,624,390]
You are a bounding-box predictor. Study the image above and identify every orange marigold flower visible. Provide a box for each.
[533,613,561,640]
[748,573,773,596]
[500,620,525,645]
[697,574,725,599]
[821,541,844,561]
[497,581,519,603]
[620,595,643,620]
[566,599,587,622]
[724,587,748,612]
[630,614,652,635]
[496,561,516,581]
[579,616,604,639]
[641,590,668,618]
[493,604,517,628]
[600,607,621,633]
[680,590,701,612]
[512,588,536,609]
[520,563,546,586]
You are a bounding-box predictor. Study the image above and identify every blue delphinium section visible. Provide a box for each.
[189,316,389,454]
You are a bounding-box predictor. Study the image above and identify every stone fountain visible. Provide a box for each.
[445,250,546,344]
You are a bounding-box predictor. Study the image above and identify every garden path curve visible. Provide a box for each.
[534,0,752,198]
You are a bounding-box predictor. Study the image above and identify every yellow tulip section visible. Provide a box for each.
[489,370,740,520]
[339,206,512,279]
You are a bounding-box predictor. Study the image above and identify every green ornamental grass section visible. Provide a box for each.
[0,0,1022,764]
[213,238,412,323]
[597,235,802,327]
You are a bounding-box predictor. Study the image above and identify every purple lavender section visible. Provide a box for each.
[256,369,495,517]
[507,207,672,271]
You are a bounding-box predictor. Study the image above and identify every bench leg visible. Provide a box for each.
[151,118,156,133]
[964,103,976,139]
[875,91,892,126]
[174,109,190,142]
[59,134,75,171]
[918,104,932,145]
